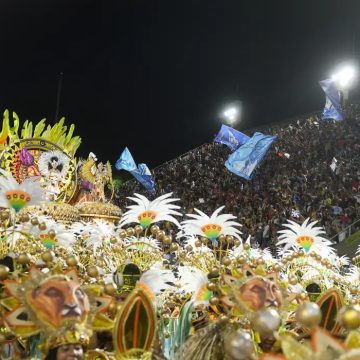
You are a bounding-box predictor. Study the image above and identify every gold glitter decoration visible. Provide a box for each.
[19,203,80,224]
[75,201,122,223]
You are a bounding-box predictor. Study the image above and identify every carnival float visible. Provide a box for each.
[0,110,360,359]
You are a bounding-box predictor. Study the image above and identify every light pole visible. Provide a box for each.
[331,65,357,107]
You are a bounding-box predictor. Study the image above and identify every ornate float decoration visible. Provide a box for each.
[0,109,360,359]
[0,110,80,203]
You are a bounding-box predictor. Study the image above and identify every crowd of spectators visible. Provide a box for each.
[116,104,360,250]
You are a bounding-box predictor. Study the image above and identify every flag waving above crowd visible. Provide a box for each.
[214,124,250,151]
[319,78,344,121]
[225,132,276,180]
[115,147,156,193]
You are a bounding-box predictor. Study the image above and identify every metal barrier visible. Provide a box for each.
[331,218,360,244]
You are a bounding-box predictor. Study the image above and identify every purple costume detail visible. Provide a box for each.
[20,148,34,166]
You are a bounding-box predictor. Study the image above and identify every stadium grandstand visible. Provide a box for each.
[116,103,360,253]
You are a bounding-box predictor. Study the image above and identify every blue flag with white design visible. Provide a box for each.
[214,124,250,151]
[115,147,137,171]
[131,163,156,194]
[115,148,156,193]
[319,79,344,121]
[225,132,276,180]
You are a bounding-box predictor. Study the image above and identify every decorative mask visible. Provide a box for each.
[25,276,90,329]
[239,276,282,311]
[220,269,283,314]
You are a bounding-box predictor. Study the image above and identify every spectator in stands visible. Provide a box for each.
[116,104,360,249]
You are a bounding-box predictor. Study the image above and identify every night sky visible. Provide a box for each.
[0,0,359,168]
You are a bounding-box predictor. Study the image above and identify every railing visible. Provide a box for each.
[331,218,360,244]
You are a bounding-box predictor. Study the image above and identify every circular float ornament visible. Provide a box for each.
[0,138,77,203]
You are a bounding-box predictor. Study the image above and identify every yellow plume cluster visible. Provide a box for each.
[0,109,81,155]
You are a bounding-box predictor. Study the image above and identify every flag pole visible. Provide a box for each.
[54,72,63,124]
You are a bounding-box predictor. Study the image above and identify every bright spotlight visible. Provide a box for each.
[221,102,242,125]
[331,65,357,89]
[223,107,238,123]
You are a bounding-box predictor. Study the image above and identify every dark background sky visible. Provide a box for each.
[0,0,359,167]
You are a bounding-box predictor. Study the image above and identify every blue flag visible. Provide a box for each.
[214,124,250,151]
[115,148,156,193]
[319,79,344,121]
[225,132,276,180]
[115,147,137,171]
[132,163,156,194]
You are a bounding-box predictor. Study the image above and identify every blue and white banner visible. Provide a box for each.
[115,148,156,193]
[214,124,249,151]
[132,163,156,194]
[225,132,276,180]
[319,79,344,121]
[115,147,137,172]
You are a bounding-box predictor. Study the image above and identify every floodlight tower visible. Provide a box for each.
[331,65,357,106]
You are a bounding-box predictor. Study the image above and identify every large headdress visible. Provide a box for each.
[277,218,333,255]
[38,150,70,179]
[0,110,80,203]
[179,206,242,248]
[0,168,45,213]
[120,192,182,229]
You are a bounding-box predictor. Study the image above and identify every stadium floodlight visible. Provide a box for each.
[223,107,238,123]
[331,65,357,89]
[221,101,242,125]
